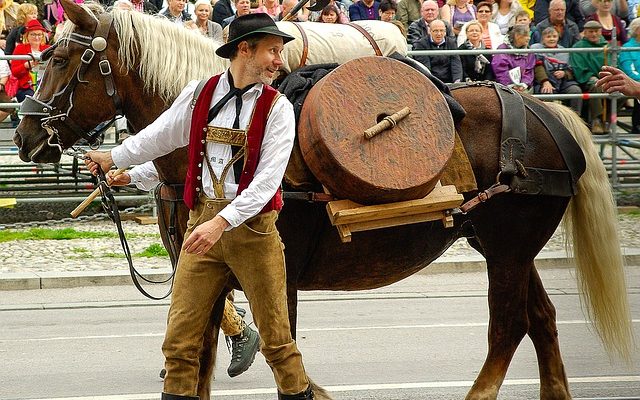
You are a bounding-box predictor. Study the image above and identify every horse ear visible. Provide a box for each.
[59,0,98,32]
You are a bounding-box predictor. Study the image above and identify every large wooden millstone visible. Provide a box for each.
[298,56,455,205]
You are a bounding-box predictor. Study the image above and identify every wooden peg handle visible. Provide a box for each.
[364,107,411,140]
[70,168,126,218]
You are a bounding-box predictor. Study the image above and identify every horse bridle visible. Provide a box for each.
[20,12,123,150]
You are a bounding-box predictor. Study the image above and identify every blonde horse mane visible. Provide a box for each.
[546,101,635,361]
[58,3,228,103]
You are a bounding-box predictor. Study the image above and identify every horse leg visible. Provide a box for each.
[197,291,227,400]
[526,267,571,400]
[466,257,532,400]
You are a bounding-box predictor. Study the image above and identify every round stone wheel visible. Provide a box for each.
[298,56,455,205]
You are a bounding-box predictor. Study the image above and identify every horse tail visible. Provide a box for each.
[546,102,634,361]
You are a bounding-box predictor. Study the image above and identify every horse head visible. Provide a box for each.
[13,0,127,163]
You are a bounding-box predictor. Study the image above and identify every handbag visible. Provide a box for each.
[4,74,20,98]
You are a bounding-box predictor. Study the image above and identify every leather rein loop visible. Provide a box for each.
[19,13,123,148]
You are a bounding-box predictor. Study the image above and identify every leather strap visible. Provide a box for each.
[494,83,526,178]
[460,184,511,213]
[347,23,382,56]
[292,22,309,68]
[282,191,335,202]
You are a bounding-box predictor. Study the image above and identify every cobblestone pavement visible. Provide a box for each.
[1,213,638,274]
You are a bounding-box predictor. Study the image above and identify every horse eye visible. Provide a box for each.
[52,57,67,66]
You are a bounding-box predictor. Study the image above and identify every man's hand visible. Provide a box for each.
[552,70,565,79]
[596,66,640,98]
[84,151,114,176]
[183,215,230,255]
[541,81,554,94]
[106,170,132,186]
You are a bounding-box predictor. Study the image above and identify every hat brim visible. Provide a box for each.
[215,27,295,59]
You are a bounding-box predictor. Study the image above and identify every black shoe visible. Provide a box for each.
[278,385,314,399]
[161,393,199,400]
[227,325,260,377]
[233,304,246,318]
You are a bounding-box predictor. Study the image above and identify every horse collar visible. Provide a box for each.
[20,13,122,148]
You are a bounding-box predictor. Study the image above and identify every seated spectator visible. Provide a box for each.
[492,0,523,35]
[458,2,503,48]
[492,24,536,92]
[254,0,282,19]
[580,0,628,22]
[160,0,192,24]
[222,0,251,27]
[458,20,495,81]
[379,0,397,22]
[278,0,310,21]
[407,0,453,45]
[10,19,50,103]
[193,0,223,42]
[0,48,13,123]
[413,19,463,83]
[396,0,422,29]
[585,0,628,45]
[213,0,234,25]
[309,0,348,22]
[531,27,583,113]
[319,4,342,22]
[4,2,37,56]
[534,0,584,29]
[349,0,380,21]
[514,10,538,43]
[618,17,640,133]
[570,20,610,133]
[531,0,581,47]
[440,0,477,36]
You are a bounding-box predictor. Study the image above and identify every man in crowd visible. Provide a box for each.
[412,19,462,83]
[222,0,251,28]
[84,13,324,400]
[349,0,380,20]
[160,0,192,23]
[396,0,422,30]
[532,0,581,47]
[407,0,453,45]
[570,20,610,133]
[533,0,585,29]
[213,0,235,25]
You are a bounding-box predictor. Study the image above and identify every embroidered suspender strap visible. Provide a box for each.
[347,23,382,56]
[206,126,247,146]
[292,22,309,68]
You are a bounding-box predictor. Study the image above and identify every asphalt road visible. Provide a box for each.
[1,268,639,400]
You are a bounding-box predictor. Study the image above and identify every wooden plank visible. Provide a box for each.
[328,185,463,225]
[344,210,450,233]
[134,216,158,225]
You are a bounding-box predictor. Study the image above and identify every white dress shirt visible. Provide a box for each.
[111,71,295,228]
[128,161,160,191]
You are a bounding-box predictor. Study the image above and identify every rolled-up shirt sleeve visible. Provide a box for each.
[128,161,160,191]
[111,80,199,169]
[217,96,295,228]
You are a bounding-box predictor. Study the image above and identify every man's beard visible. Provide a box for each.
[246,57,275,86]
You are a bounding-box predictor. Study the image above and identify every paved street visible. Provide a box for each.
[1,268,639,400]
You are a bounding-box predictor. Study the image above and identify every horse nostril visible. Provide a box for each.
[13,131,22,149]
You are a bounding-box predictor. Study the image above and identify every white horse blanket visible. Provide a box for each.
[275,20,408,73]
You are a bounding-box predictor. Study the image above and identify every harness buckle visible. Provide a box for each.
[99,59,112,76]
[80,49,95,65]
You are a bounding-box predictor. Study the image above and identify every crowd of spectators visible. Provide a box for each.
[0,0,638,134]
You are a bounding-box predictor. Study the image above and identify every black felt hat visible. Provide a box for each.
[215,13,295,59]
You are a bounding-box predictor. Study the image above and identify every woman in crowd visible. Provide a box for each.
[618,18,640,133]
[193,0,223,42]
[458,20,495,81]
[310,0,349,23]
[4,2,37,55]
[457,2,502,48]
[531,26,583,113]
[319,3,342,23]
[10,19,49,103]
[379,0,397,22]
[440,0,477,36]
[491,23,535,92]
[491,0,523,35]
[253,0,282,18]
[585,0,627,45]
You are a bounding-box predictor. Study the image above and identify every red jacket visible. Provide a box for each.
[184,74,283,212]
[10,43,50,90]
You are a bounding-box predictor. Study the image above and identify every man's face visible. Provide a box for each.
[236,0,251,15]
[243,35,285,85]
[421,2,438,23]
[548,2,566,24]
[584,28,602,44]
[515,15,531,25]
[169,0,186,13]
[429,21,446,42]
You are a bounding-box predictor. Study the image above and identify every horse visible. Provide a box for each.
[13,1,633,399]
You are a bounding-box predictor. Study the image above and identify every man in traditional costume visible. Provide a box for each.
[85,13,322,400]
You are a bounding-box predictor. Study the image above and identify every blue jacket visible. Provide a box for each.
[348,1,380,21]
[619,37,640,82]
